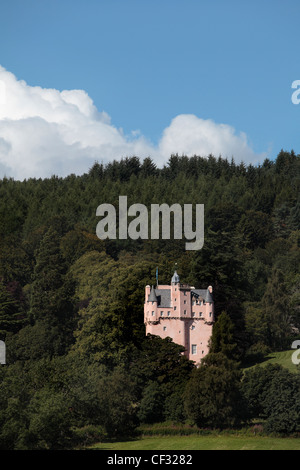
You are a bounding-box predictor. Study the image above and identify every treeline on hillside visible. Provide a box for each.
[0,150,299,448]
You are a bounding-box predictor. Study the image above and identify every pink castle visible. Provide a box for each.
[144,270,214,364]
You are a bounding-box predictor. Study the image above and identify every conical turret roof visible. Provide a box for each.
[148,285,158,302]
[171,270,180,284]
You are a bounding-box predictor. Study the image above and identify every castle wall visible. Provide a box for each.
[144,277,214,365]
[145,316,212,364]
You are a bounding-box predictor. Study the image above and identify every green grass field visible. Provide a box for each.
[90,434,300,451]
[245,349,299,373]
[89,350,300,451]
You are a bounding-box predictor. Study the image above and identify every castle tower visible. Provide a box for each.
[144,270,214,365]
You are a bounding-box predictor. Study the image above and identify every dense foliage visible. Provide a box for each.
[0,150,299,448]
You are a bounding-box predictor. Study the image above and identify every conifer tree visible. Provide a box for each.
[184,353,247,429]
[30,227,74,323]
[262,268,292,350]
[209,311,239,360]
[0,281,24,340]
[29,227,76,355]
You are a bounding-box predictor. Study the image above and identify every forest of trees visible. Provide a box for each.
[0,150,299,449]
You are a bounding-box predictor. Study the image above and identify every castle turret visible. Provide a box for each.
[205,288,213,304]
[171,270,180,317]
[171,270,180,285]
[148,285,158,302]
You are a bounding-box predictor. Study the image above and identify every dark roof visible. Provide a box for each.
[155,289,171,308]
[148,285,158,302]
[148,287,213,307]
[148,288,171,307]
[191,289,213,303]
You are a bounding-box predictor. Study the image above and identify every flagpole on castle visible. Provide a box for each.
[156,266,158,287]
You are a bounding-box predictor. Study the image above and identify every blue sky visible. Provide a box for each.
[0,0,299,179]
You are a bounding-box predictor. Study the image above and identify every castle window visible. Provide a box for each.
[191,344,197,355]
[152,311,154,316]
[174,306,177,311]
[209,312,212,317]
[184,291,186,296]
[163,326,167,331]
[184,310,187,314]
[161,311,163,316]
[192,300,195,306]
[199,312,202,317]
[192,312,195,317]
[167,311,170,316]
[191,325,195,330]
[184,300,187,304]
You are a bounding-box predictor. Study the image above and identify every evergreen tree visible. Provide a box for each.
[97,367,138,437]
[209,311,239,360]
[30,227,75,321]
[262,268,292,350]
[137,381,164,424]
[184,352,247,429]
[140,157,158,177]
[241,364,300,433]
[237,210,273,249]
[0,281,25,340]
[29,227,76,356]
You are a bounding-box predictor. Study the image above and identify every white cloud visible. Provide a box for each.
[159,114,263,164]
[0,66,265,180]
